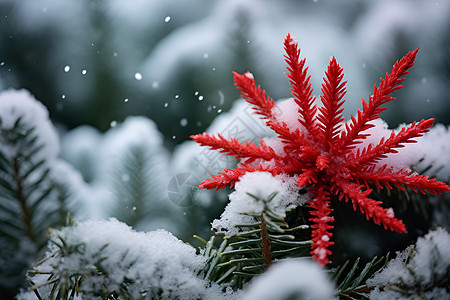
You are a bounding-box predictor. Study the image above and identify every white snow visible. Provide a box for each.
[273,98,305,133]
[212,172,308,236]
[386,207,395,218]
[349,118,450,181]
[48,159,90,217]
[59,117,174,230]
[0,89,60,161]
[28,218,227,299]
[410,124,450,180]
[245,72,254,79]
[367,227,450,299]
[102,116,164,154]
[242,259,334,300]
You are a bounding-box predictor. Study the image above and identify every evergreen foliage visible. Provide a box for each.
[196,191,311,290]
[108,143,170,231]
[25,218,219,300]
[0,116,69,296]
[332,255,390,299]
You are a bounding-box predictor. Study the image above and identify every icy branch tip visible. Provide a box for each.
[287,33,298,46]
[245,72,254,80]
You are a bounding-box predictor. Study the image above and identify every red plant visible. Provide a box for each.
[191,33,450,266]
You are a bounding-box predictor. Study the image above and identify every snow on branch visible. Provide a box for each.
[26,218,228,299]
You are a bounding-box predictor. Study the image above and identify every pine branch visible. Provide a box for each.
[364,228,450,299]
[109,145,157,228]
[198,191,312,290]
[0,108,79,296]
[27,219,212,300]
[0,117,60,245]
[332,254,390,299]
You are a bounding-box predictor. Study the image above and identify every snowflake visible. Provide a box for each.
[191,33,450,266]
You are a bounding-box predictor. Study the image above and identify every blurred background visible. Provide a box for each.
[1,0,449,146]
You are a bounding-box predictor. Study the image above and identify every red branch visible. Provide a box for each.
[233,71,276,120]
[191,133,280,163]
[308,186,334,266]
[352,118,434,167]
[192,35,449,266]
[283,34,319,136]
[317,57,347,150]
[353,166,450,195]
[339,48,419,151]
[336,180,406,233]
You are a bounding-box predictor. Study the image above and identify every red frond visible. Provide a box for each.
[316,57,346,150]
[190,133,280,163]
[199,165,283,191]
[338,48,419,152]
[353,166,450,195]
[233,71,276,120]
[336,180,406,233]
[192,35,448,267]
[351,118,434,167]
[308,186,334,266]
[297,169,317,187]
[266,120,310,152]
[283,33,318,135]
[198,166,256,190]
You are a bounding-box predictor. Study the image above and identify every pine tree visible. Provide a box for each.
[0,90,78,298]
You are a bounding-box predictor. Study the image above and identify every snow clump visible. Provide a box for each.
[242,259,335,300]
[28,218,226,299]
[212,171,308,236]
[0,89,59,161]
[367,227,450,299]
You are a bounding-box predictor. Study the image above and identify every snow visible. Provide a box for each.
[102,116,164,154]
[273,98,305,133]
[367,227,450,299]
[48,159,90,217]
[0,89,59,161]
[410,124,450,180]
[386,207,395,218]
[241,259,334,300]
[349,118,450,180]
[28,218,227,299]
[172,99,273,185]
[245,72,254,79]
[59,117,174,230]
[212,172,308,237]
